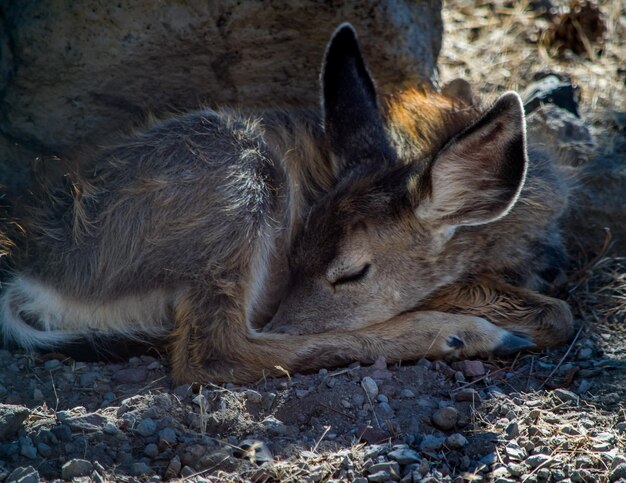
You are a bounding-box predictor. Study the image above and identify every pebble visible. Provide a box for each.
[0,404,30,440]
[242,389,263,404]
[136,418,158,437]
[577,348,593,360]
[505,421,520,439]
[420,435,445,452]
[144,443,159,458]
[378,402,394,417]
[446,433,468,449]
[610,463,626,482]
[131,462,153,476]
[165,456,182,479]
[376,394,388,403]
[526,454,552,469]
[19,437,37,459]
[112,367,147,384]
[36,442,52,458]
[615,422,626,434]
[431,407,459,430]
[399,389,415,398]
[367,470,390,482]
[452,360,485,377]
[158,427,177,447]
[361,377,379,400]
[6,466,40,483]
[453,388,481,403]
[368,461,400,477]
[388,448,421,465]
[62,459,93,480]
[552,388,579,403]
[103,421,119,435]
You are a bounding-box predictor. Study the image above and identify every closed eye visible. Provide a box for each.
[333,264,371,286]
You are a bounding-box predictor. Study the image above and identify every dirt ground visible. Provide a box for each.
[1,1,625,482]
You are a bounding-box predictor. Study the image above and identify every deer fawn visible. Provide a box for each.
[0,25,573,384]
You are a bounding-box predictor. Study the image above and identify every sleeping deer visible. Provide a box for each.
[0,25,573,384]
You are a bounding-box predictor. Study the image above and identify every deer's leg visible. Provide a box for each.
[168,287,535,384]
[421,276,574,349]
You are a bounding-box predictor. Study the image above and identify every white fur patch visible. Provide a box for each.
[0,275,175,350]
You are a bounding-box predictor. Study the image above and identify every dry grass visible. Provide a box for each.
[440,0,626,117]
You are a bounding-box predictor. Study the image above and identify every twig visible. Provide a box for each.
[539,325,584,390]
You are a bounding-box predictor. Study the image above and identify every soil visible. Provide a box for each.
[1,1,625,482]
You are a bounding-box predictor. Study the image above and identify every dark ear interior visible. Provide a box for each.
[415,91,528,227]
[321,24,395,176]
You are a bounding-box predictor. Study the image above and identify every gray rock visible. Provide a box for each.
[36,442,52,458]
[431,406,459,430]
[144,443,159,458]
[446,433,468,449]
[62,459,94,479]
[378,402,394,417]
[367,470,391,482]
[399,389,415,398]
[420,435,445,452]
[5,466,40,483]
[0,0,441,198]
[0,404,29,439]
[158,427,177,447]
[43,359,62,370]
[136,418,158,437]
[577,348,593,360]
[526,454,552,469]
[505,421,520,439]
[131,462,153,476]
[242,389,263,404]
[368,461,400,477]
[18,437,37,459]
[65,413,108,432]
[112,367,147,384]
[610,463,626,482]
[165,455,182,479]
[361,377,379,400]
[388,448,421,465]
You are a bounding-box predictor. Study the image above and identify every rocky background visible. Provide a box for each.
[0,0,441,199]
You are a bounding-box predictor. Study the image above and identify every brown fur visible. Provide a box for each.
[0,25,573,384]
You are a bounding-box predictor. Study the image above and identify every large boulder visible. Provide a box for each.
[0,1,443,194]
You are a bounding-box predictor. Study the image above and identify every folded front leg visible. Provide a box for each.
[421,276,574,349]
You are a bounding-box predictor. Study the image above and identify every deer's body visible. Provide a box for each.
[1,26,572,384]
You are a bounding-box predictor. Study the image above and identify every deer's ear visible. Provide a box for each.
[321,24,395,177]
[415,92,528,227]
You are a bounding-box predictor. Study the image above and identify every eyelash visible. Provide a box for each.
[333,264,371,286]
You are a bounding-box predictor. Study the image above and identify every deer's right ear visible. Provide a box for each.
[321,24,395,177]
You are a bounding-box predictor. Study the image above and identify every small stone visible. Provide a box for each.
[165,455,182,479]
[144,443,159,458]
[367,471,391,482]
[400,389,415,398]
[36,442,52,458]
[577,348,593,360]
[158,427,177,447]
[378,402,394,417]
[376,394,388,403]
[136,418,157,437]
[453,388,482,403]
[131,462,153,476]
[452,360,485,377]
[431,406,459,430]
[446,433,468,449]
[610,463,626,482]
[43,359,62,370]
[62,459,94,479]
[526,454,552,469]
[0,404,30,439]
[6,466,40,483]
[505,443,526,460]
[479,453,497,466]
[615,422,626,434]
[242,389,263,404]
[552,388,579,403]
[420,435,445,452]
[388,448,421,465]
[103,421,119,435]
[180,466,195,478]
[507,463,525,477]
[361,377,379,400]
[19,437,37,459]
[505,421,520,439]
[112,367,147,384]
[368,461,400,477]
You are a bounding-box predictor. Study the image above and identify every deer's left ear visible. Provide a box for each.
[321,24,395,177]
[415,92,528,228]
